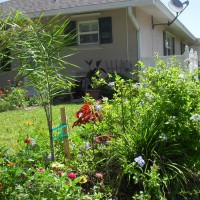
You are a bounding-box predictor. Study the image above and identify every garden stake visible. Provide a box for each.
[60,107,70,160]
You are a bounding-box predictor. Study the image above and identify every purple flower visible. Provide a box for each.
[94,105,102,111]
[134,156,145,167]
[30,141,37,146]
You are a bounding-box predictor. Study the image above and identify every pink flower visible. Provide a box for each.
[57,171,63,176]
[38,168,45,173]
[68,173,76,179]
[95,173,103,179]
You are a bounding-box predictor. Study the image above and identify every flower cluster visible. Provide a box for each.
[190,114,200,122]
[72,102,103,127]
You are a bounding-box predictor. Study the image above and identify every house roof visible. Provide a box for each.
[0,0,197,43]
[0,0,153,16]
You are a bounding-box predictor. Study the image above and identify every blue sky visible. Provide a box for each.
[161,0,200,38]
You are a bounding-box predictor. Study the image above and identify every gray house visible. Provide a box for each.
[0,0,198,90]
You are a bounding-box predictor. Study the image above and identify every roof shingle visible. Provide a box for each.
[0,0,133,16]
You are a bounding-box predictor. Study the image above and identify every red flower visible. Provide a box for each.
[72,102,103,127]
[68,172,76,179]
[57,171,63,176]
[24,137,32,144]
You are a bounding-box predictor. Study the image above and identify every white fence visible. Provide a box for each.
[141,46,199,71]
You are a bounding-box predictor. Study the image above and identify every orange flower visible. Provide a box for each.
[18,83,21,86]
[0,183,3,189]
[0,90,2,95]
[7,162,16,167]
[5,90,9,93]
[7,80,10,82]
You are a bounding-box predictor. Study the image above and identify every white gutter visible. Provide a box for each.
[128,6,141,60]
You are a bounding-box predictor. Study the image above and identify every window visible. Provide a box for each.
[66,17,112,46]
[163,31,175,56]
[78,20,99,45]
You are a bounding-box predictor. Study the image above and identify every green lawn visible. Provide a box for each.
[0,104,81,152]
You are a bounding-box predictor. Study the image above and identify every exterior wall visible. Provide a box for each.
[66,8,138,78]
[136,8,184,57]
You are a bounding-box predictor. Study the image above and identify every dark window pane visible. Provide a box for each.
[80,34,98,44]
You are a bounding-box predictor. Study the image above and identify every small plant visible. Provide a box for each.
[0,11,77,160]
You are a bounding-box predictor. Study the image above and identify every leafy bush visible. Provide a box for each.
[73,57,200,199]
[0,86,27,112]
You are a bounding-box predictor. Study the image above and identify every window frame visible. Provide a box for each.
[163,31,175,56]
[77,20,99,45]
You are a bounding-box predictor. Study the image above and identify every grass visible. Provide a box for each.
[0,103,81,152]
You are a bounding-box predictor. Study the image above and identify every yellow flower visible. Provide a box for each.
[24,121,33,125]
[0,183,3,189]
[7,162,16,167]
[12,142,19,147]
[79,176,87,184]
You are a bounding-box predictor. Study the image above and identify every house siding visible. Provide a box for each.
[65,8,138,77]
[136,8,184,57]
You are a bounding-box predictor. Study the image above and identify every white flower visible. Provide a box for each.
[145,93,153,99]
[171,116,176,120]
[160,134,167,141]
[71,142,76,147]
[108,82,115,87]
[102,97,108,101]
[133,83,142,89]
[179,73,185,79]
[138,101,144,106]
[51,162,65,169]
[83,142,91,150]
[190,114,200,122]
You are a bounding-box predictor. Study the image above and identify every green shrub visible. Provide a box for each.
[76,57,200,199]
[0,87,27,112]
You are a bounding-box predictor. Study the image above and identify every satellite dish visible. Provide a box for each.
[152,0,189,28]
[168,0,189,13]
